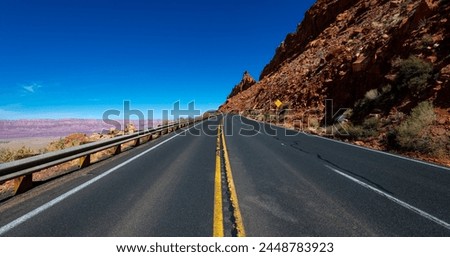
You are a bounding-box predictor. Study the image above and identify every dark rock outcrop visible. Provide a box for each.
[227,71,256,99]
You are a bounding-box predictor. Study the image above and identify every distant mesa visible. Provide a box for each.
[0,119,160,139]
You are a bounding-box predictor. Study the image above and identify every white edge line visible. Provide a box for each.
[325,164,450,231]
[314,134,450,171]
[0,122,204,235]
[242,115,450,172]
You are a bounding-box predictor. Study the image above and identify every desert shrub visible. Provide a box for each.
[0,149,13,163]
[354,88,379,111]
[345,125,364,139]
[418,18,429,29]
[420,34,434,49]
[354,85,396,120]
[308,117,320,129]
[363,116,381,130]
[395,101,436,152]
[345,117,381,139]
[0,147,36,163]
[396,56,433,96]
[48,138,66,151]
[364,88,380,100]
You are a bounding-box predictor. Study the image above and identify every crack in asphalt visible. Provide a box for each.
[270,136,395,195]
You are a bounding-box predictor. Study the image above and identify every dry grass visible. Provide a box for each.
[394,101,438,153]
[395,56,433,97]
[0,147,37,163]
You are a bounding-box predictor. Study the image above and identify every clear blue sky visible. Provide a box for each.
[0,0,315,119]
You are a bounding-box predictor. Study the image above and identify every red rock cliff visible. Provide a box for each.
[220,0,450,165]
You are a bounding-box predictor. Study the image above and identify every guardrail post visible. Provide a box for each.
[114,145,121,155]
[13,175,33,195]
[79,154,91,168]
[135,138,140,147]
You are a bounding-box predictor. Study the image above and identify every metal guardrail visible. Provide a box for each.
[0,119,200,195]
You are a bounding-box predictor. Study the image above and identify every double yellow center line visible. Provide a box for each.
[213,123,224,236]
[213,119,246,237]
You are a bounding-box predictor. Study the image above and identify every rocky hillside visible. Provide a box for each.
[220,0,450,165]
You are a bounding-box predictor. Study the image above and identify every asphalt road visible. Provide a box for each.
[0,118,220,236]
[224,115,450,236]
[0,114,449,236]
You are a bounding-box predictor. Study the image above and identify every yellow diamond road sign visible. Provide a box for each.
[274,99,283,108]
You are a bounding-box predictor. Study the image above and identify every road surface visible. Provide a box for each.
[0,115,449,236]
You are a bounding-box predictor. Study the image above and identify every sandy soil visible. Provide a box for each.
[0,137,60,152]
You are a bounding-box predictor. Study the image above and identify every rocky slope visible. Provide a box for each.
[220,0,450,165]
